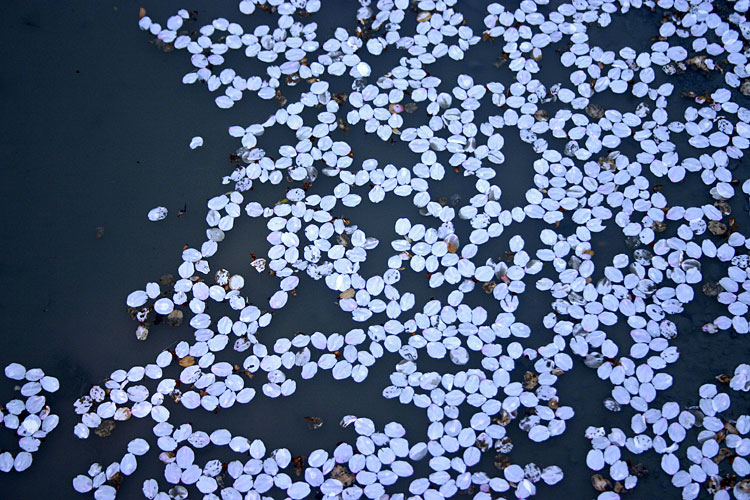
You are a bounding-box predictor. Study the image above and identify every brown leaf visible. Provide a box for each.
[179,356,195,367]
[139,7,146,19]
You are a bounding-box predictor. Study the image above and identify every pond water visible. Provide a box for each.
[1,1,749,499]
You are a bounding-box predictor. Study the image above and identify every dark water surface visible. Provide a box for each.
[0,1,748,499]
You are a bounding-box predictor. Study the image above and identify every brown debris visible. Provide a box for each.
[179,356,195,367]
[523,371,538,390]
[95,419,116,438]
[708,220,727,236]
[167,310,184,327]
[330,465,355,486]
[592,474,612,492]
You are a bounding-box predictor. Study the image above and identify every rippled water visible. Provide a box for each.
[0,1,749,499]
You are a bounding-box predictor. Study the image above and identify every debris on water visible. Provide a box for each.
[584,354,605,369]
[494,454,510,471]
[592,474,612,492]
[523,371,538,390]
[159,274,175,287]
[135,324,149,341]
[585,103,604,119]
[94,420,116,438]
[336,233,350,247]
[603,398,621,412]
[337,118,350,133]
[167,310,183,327]
[534,109,549,122]
[303,416,323,429]
[624,236,641,249]
[662,62,686,75]
[715,200,732,216]
[389,103,404,114]
[708,220,728,236]
[493,55,508,67]
[178,356,195,367]
[703,281,723,297]
[716,373,732,384]
[330,465,355,486]
[95,227,105,239]
[629,463,648,478]
[149,38,174,52]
